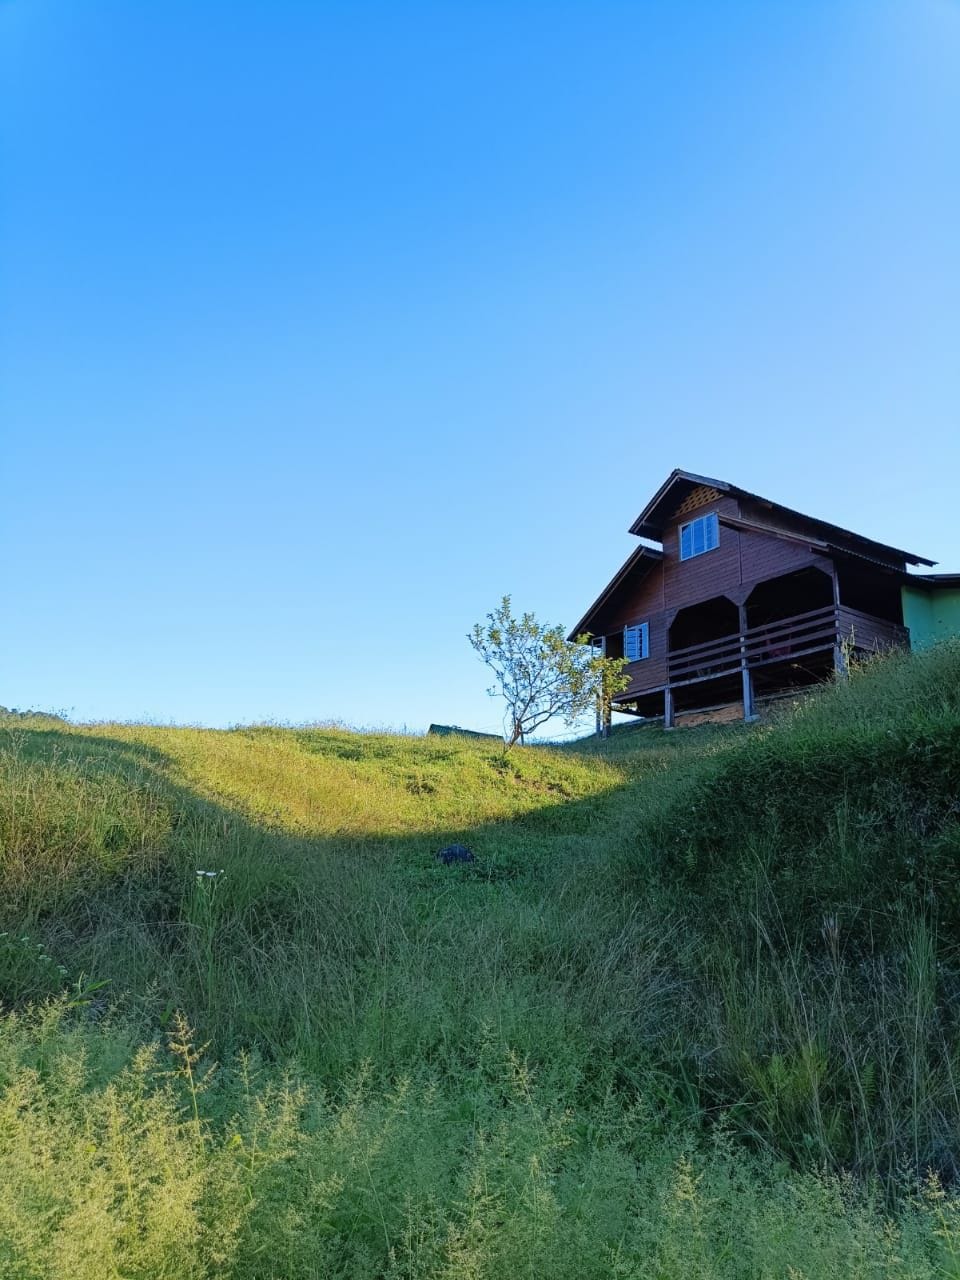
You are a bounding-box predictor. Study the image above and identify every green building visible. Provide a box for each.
[902,575,960,649]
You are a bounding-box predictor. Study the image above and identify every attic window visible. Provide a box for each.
[679,512,719,561]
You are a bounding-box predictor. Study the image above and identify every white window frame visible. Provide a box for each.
[679,511,720,561]
[624,622,649,662]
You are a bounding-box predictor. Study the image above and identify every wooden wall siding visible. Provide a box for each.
[661,496,742,612]
[632,614,668,688]
[594,562,666,634]
[739,498,905,570]
[738,497,817,541]
[623,647,667,697]
[591,563,665,637]
[738,527,823,586]
[596,517,834,646]
[598,593,669,692]
[838,605,909,653]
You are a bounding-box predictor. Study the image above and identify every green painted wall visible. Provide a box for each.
[902,584,960,649]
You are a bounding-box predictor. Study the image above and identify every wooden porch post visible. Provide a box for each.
[664,685,675,729]
[738,602,756,722]
[832,568,847,679]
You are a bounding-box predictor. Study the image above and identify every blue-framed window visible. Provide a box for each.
[624,622,649,662]
[679,512,719,561]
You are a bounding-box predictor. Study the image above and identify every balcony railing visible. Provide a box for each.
[664,604,908,688]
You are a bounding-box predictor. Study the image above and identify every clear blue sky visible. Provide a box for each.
[2,0,958,735]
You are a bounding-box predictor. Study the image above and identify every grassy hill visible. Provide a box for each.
[2,643,960,1277]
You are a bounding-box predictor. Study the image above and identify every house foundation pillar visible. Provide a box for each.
[664,685,675,729]
[832,569,848,678]
[741,667,755,722]
[738,603,757,722]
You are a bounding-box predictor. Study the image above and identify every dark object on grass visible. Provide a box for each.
[428,724,502,742]
[436,843,475,865]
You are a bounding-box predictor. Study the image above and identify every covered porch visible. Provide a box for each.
[616,567,910,726]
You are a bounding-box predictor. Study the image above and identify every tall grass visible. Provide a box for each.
[1,1004,958,1280]
[605,642,960,1185]
[1,643,960,1274]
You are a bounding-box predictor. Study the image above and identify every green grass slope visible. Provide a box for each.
[641,645,960,935]
[1,643,960,1278]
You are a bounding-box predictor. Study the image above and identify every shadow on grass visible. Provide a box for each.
[0,724,682,1069]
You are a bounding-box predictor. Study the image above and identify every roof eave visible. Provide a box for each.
[566,545,663,641]
[627,469,730,538]
[909,572,960,586]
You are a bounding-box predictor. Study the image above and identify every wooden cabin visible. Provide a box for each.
[570,470,957,727]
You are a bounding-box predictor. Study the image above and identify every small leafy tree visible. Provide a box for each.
[468,596,630,747]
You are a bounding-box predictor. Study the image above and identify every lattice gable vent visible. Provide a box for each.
[671,485,723,518]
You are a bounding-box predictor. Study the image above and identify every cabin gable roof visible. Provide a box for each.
[567,545,663,640]
[628,469,935,568]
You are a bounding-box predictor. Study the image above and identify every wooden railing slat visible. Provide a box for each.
[643,603,909,682]
[667,606,836,663]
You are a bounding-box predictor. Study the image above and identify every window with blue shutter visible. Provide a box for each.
[624,622,649,662]
[679,512,719,561]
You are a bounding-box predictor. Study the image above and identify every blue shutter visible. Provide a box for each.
[624,624,649,662]
[680,524,693,560]
[705,512,719,551]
